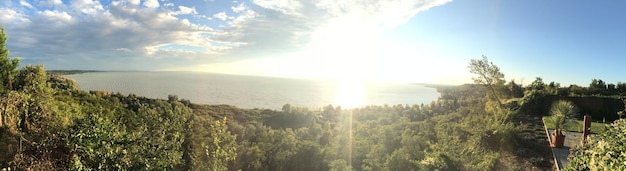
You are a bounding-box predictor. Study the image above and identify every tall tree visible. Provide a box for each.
[0,28,20,129]
[468,55,506,106]
[0,28,20,92]
[617,82,626,94]
[529,77,545,91]
[589,79,607,95]
[468,55,513,129]
[507,80,524,98]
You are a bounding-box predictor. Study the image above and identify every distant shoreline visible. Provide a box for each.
[47,70,103,75]
[414,83,458,89]
[47,70,146,75]
[52,70,459,87]
[65,72,442,109]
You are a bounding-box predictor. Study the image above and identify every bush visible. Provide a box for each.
[519,90,549,116]
[565,119,626,170]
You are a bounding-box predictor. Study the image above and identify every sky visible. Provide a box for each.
[1,0,625,85]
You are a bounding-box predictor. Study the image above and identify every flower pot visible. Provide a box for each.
[551,130,565,148]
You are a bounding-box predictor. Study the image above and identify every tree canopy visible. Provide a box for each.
[0,28,20,92]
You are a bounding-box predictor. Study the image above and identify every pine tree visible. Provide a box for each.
[0,28,20,92]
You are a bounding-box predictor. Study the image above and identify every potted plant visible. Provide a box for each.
[547,100,579,148]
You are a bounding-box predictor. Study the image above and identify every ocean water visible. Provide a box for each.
[65,72,440,109]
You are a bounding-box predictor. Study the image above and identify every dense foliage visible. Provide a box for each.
[566,119,626,170]
[0,73,238,170]
[0,29,228,170]
[526,77,626,97]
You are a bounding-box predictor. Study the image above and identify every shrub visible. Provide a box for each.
[565,119,626,170]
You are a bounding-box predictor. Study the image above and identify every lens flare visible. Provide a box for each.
[333,80,365,109]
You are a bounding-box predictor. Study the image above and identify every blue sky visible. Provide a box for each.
[1,0,625,85]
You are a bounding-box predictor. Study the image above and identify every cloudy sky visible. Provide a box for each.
[1,0,626,85]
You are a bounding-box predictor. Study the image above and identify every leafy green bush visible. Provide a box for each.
[566,119,626,170]
[519,90,549,115]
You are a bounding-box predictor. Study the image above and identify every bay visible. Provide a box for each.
[65,72,440,109]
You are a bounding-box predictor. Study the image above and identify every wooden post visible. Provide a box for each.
[581,115,591,146]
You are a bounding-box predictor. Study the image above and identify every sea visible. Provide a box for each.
[65,72,441,109]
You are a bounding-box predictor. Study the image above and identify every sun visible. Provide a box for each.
[333,80,366,109]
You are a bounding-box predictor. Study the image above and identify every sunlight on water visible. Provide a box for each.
[66,72,440,109]
[333,80,365,109]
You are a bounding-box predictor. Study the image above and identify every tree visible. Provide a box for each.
[529,77,545,91]
[0,28,20,92]
[468,55,506,106]
[546,81,560,94]
[468,55,511,129]
[589,79,607,95]
[607,83,617,95]
[506,80,524,98]
[617,82,626,94]
[329,159,353,171]
[189,117,237,170]
[568,84,585,96]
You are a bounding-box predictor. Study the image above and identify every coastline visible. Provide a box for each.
[63,71,442,109]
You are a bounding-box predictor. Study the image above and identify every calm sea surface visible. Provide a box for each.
[65,72,440,109]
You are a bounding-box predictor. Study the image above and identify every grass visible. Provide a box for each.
[542,116,608,133]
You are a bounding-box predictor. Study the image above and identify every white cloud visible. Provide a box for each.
[0,8,31,25]
[205,0,453,73]
[71,0,104,15]
[38,10,73,23]
[20,0,33,8]
[314,0,452,29]
[252,0,302,15]
[143,0,160,8]
[115,48,131,52]
[177,6,196,15]
[1,0,452,72]
[128,0,140,6]
[231,3,246,13]
[213,12,228,21]
[3,0,228,70]
[38,0,63,7]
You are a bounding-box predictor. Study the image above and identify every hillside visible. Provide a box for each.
[0,69,558,170]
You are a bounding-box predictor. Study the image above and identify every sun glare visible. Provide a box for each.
[333,80,366,109]
[308,15,381,79]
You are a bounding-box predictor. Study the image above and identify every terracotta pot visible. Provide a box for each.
[551,130,565,148]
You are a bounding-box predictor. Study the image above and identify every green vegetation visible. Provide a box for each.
[0,28,227,170]
[565,119,626,170]
[542,116,607,133]
[546,101,579,132]
[0,28,19,93]
[526,76,626,98]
